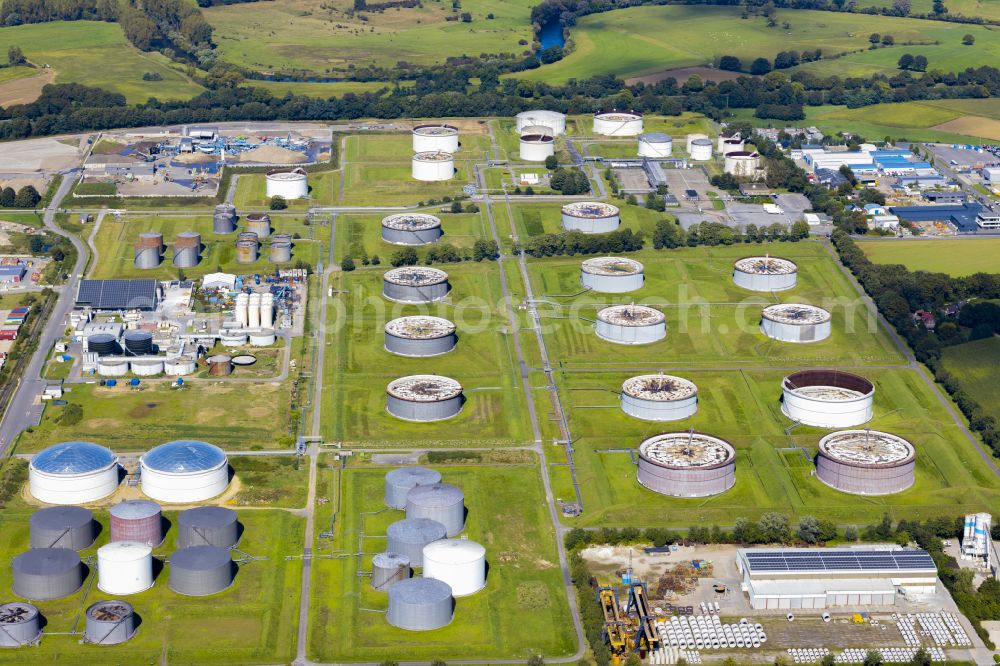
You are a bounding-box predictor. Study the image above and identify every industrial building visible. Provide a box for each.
[265,167,308,199]
[28,441,119,505]
[381,213,443,246]
[97,541,154,595]
[593,111,643,136]
[412,151,455,181]
[412,124,459,154]
[84,600,137,645]
[405,483,466,536]
[620,374,698,422]
[561,202,621,234]
[387,578,454,631]
[76,280,159,311]
[422,539,486,596]
[737,547,937,609]
[29,506,96,550]
[890,203,984,233]
[781,370,874,428]
[519,132,555,162]
[384,316,457,357]
[817,430,915,495]
[595,305,666,345]
[760,304,832,343]
[733,256,798,292]
[386,518,447,567]
[516,110,566,136]
[636,431,736,498]
[382,267,450,304]
[386,375,464,422]
[139,440,230,503]
[580,257,644,293]
[384,467,443,510]
[961,513,993,569]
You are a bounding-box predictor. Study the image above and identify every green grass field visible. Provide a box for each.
[250,79,410,98]
[307,463,576,661]
[942,336,1000,423]
[854,0,1000,22]
[340,211,487,258]
[0,22,204,103]
[517,5,1000,83]
[857,239,1000,276]
[0,497,303,665]
[0,65,35,83]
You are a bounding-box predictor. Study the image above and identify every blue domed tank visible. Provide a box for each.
[141,440,226,474]
[31,442,116,476]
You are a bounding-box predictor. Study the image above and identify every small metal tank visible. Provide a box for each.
[122,329,154,356]
[371,552,410,591]
[83,600,137,645]
[405,483,465,537]
[110,500,163,546]
[134,232,163,269]
[177,506,239,549]
[168,546,234,596]
[386,518,447,567]
[245,212,271,239]
[172,232,201,268]
[384,467,442,510]
[235,232,259,264]
[207,354,233,376]
[213,203,237,234]
[269,234,292,263]
[0,602,42,647]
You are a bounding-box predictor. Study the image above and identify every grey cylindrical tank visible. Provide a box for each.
[12,548,85,600]
[110,500,163,546]
[173,232,201,268]
[371,552,411,591]
[269,234,292,263]
[386,375,464,422]
[386,518,447,567]
[382,267,450,304]
[83,600,136,645]
[122,329,153,356]
[0,602,42,647]
[235,232,259,264]
[405,483,465,536]
[245,213,271,239]
[29,506,96,550]
[87,333,119,356]
[381,213,444,245]
[384,316,457,358]
[177,506,239,549]
[387,578,454,631]
[384,467,443,509]
[133,232,163,270]
[213,214,236,235]
[168,546,234,596]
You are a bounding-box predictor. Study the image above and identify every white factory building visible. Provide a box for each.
[801,149,875,173]
[737,547,938,610]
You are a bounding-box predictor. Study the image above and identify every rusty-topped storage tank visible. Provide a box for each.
[245,213,271,239]
[235,232,259,264]
[110,500,163,546]
[173,232,201,268]
[134,232,163,269]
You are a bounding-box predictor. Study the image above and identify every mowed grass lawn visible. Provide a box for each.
[0,499,303,665]
[0,65,36,83]
[942,337,1000,424]
[307,464,576,661]
[0,22,204,103]
[205,0,536,73]
[340,211,488,258]
[321,262,531,447]
[857,239,1000,277]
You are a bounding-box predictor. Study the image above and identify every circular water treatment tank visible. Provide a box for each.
[97,541,154,595]
[96,358,128,377]
[29,506,96,550]
[781,370,874,428]
[412,124,459,154]
[386,518,447,567]
[638,132,673,158]
[580,257,644,293]
[84,600,137,645]
[177,506,239,549]
[130,358,164,377]
[561,202,620,234]
[168,546,234,596]
[384,467,443,510]
[405,483,465,537]
[265,167,308,199]
[689,138,713,161]
[140,440,229,503]
[519,133,555,162]
[231,354,256,366]
[381,213,443,246]
[636,432,737,498]
[122,329,153,356]
[12,548,84,600]
[387,578,454,631]
[817,429,915,495]
[620,374,698,422]
[516,110,566,136]
[761,303,832,343]
[382,267,450,304]
[386,375,464,422]
[422,539,486,596]
[593,110,644,136]
[248,330,276,347]
[0,602,42,647]
[163,356,196,376]
[29,441,119,505]
[207,355,233,376]
[87,333,119,356]
[110,500,163,546]
[733,256,798,292]
[371,552,411,592]
[412,151,455,182]
[384,316,457,357]
[595,305,666,345]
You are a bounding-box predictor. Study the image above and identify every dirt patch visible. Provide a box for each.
[0,68,55,107]
[237,145,309,164]
[194,407,226,424]
[932,116,1000,141]
[174,151,218,164]
[0,136,82,171]
[0,175,48,192]
[626,66,750,86]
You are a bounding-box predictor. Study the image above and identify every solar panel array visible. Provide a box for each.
[743,549,935,574]
[76,280,157,310]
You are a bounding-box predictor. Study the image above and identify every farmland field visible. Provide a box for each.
[857,238,1000,276]
[942,337,1000,423]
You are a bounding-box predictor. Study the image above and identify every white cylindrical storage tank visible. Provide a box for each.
[724,151,761,176]
[387,578,454,631]
[265,167,308,199]
[733,256,798,292]
[30,506,96,550]
[593,110,643,136]
[248,293,261,328]
[386,518,447,567]
[816,430,916,495]
[382,267,450,304]
[97,358,128,377]
[140,440,229,503]
[381,213,443,246]
[248,330,276,346]
[0,602,42,647]
[422,539,486,596]
[721,138,745,155]
[384,316,457,357]
[371,552,411,591]
[636,432,737,498]
[387,375,464,422]
[519,132,555,162]
[760,304,831,343]
[83,600,137,645]
[164,355,196,376]
[260,294,274,329]
[412,151,455,181]
[689,138,712,161]
[516,110,566,136]
[235,293,249,328]
[638,133,673,158]
[220,332,248,346]
[412,124,459,153]
[130,358,164,377]
[595,305,666,345]
[385,467,443,510]
[687,133,709,153]
[781,370,875,428]
[405,483,465,536]
[580,257,644,293]
[620,374,698,422]
[97,541,154,595]
[561,202,620,234]
[29,441,119,505]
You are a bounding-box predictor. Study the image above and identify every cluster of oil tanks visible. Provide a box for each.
[2,502,242,648]
[133,231,200,269]
[411,124,458,181]
[374,467,486,631]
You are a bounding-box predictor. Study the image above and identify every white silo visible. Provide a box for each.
[265,167,308,199]
[97,541,154,595]
[248,293,261,329]
[412,124,460,153]
[718,130,743,153]
[260,293,274,329]
[689,139,713,161]
[235,293,249,328]
[422,539,486,596]
[687,133,709,153]
[412,152,455,181]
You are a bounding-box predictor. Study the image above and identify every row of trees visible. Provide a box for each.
[341,239,499,271]
[652,218,810,248]
[0,185,40,208]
